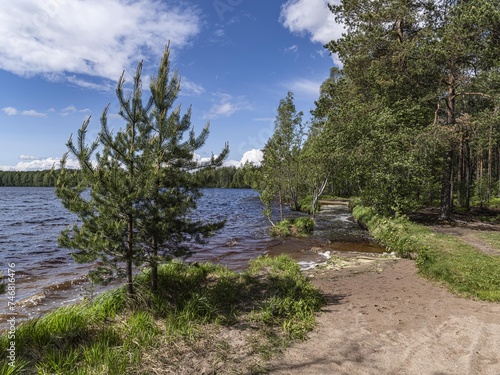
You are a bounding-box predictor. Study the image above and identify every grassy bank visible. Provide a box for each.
[1,255,323,374]
[352,205,500,302]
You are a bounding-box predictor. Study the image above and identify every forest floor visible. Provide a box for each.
[267,209,500,375]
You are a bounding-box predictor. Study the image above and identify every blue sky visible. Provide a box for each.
[0,0,343,171]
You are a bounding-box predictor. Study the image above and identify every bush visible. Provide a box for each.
[294,217,314,233]
[297,196,321,215]
[270,217,314,237]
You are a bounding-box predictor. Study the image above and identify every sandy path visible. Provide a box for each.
[269,258,500,375]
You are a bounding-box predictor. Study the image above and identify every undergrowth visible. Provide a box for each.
[0,255,324,374]
[270,217,315,237]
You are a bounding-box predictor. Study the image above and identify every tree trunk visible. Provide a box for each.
[311,177,329,218]
[465,138,471,210]
[151,237,158,292]
[440,150,454,220]
[487,125,493,203]
[126,214,135,295]
[440,69,457,220]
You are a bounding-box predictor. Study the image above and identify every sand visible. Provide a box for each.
[269,257,500,375]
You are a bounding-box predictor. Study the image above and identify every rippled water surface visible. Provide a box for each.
[0,188,383,329]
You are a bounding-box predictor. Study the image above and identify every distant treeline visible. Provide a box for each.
[0,169,77,187]
[0,164,261,189]
[191,163,261,189]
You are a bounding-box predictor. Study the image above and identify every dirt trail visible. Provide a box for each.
[269,258,500,375]
[431,225,500,256]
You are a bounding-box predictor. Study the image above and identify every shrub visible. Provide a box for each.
[270,217,314,237]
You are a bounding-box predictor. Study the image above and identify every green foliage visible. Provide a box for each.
[191,163,261,189]
[248,255,324,339]
[354,204,500,301]
[269,217,314,237]
[260,91,305,221]
[417,233,500,301]
[0,169,80,187]
[55,46,228,295]
[0,256,324,373]
[297,195,321,215]
[352,205,430,259]
[301,0,500,216]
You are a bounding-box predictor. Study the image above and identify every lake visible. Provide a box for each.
[0,187,383,329]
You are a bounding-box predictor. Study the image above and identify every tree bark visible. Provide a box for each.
[440,150,454,220]
[127,213,135,295]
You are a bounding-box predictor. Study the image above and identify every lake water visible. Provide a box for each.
[0,187,383,329]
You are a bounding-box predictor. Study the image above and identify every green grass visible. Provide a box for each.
[475,232,500,251]
[270,217,315,237]
[0,256,324,374]
[353,204,500,302]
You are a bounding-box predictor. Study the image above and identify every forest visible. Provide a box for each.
[0,165,260,189]
[260,0,500,220]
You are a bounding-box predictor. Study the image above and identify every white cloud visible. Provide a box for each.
[222,160,239,167]
[204,93,252,120]
[240,149,263,166]
[285,44,299,54]
[60,105,91,116]
[21,109,47,118]
[0,1,201,87]
[224,149,264,168]
[193,152,215,164]
[2,107,47,117]
[0,157,80,171]
[214,29,225,38]
[280,0,344,45]
[2,107,17,116]
[180,78,205,96]
[19,155,37,160]
[287,78,322,98]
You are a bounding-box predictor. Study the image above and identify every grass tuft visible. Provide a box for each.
[270,217,315,237]
[0,256,324,373]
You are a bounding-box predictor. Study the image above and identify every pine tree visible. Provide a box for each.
[56,46,228,295]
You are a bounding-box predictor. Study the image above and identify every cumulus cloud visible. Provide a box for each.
[60,105,90,116]
[180,78,205,96]
[2,107,47,117]
[2,107,17,116]
[240,149,263,166]
[0,156,80,171]
[204,93,252,120]
[0,1,201,87]
[224,149,264,168]
[21,110,47,118]
[19,155,37,160]
[280,0,344,45]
